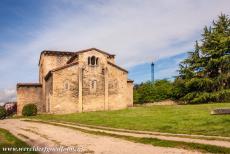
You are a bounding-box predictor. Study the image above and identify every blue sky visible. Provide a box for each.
[0,0,230,104]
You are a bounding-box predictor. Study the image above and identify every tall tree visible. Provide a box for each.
[176,14,230,103]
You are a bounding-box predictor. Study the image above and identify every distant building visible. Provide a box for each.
[3,102,17,115]
[17,48,134,115]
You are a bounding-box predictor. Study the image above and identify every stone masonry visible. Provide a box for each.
[17,48,133,115]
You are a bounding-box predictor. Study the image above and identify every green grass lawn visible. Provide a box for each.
[30,103,230,137]
[0,128,38,154]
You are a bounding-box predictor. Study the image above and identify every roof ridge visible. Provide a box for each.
[17,83,42,88]
[107,61,128,73]
[39,50,75,65]
[67,48,115,64]
[74,48,115,56]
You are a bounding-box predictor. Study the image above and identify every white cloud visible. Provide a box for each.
[2,0,230,66]
[0,88,16,105]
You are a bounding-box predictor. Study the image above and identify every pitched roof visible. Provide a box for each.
[67,48,115,64]
[127,79,134,83]
[17,83,42,88]
[107,61,128,73]
[45,62,79,81]
[75,48,115,57]
[39,48,115,65]
[39,50,75,65]
[66,54,78,64]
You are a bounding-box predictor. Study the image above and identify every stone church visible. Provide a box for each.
[17,48,133,115]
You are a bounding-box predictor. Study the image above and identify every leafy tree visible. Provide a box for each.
[134,80,173,103]
[0,106,7,120]
[176,14,230,103]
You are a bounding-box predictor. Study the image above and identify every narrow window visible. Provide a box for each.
[90,80,97,93]
[64,81,69,90]
[91,56,95,65]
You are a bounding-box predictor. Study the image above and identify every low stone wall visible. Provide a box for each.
[16,84,42,115]
[211,108,230,115]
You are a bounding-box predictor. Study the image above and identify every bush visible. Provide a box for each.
[0,106,7,120]
[181,89,230,104]
[172,78,187,99]
[22,104,37,116]
[134,80,174,103]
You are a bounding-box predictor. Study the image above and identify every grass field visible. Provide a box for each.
[0,128,38,154]
[30,103,230,137]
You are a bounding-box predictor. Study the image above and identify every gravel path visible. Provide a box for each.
[38,120,230,148]
[0,119,199,154]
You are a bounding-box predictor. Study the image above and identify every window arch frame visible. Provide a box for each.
[90,80,97,93]
[87,56,99,66]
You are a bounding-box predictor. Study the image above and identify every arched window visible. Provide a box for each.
[88,56,99,66]
[91,56,96,65]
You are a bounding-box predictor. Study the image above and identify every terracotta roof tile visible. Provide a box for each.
[17,83,42,88]
[67,48,115,64]
[39,50,75,65]
[127,79,134,82]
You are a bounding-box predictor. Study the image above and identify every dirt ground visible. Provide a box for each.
[0,119,199,154]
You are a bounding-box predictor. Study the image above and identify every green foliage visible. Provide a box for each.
[176,13,230,104]
[22,104,37,116]
[171,78,187,100]
[133,90,141,103]
[134,80,173,103]
[0,106,7,120]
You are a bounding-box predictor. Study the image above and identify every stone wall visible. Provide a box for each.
[39,54,73,83]
[45,76,53,112]
[82,65,105,112]
[127,82,134,107]
[79,50,107,112]
[16,85,42,115]
[50,64,79,114]
[39,53,73,111]
[107,64,131,110]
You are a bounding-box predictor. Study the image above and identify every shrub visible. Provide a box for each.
[0,106,7,120]
[181,89,230,104]
[172,78,187,99]
[22,104,37,116]
[134,80,174,103]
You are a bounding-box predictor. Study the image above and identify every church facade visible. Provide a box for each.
[17,48,133,115]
